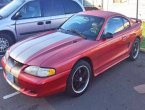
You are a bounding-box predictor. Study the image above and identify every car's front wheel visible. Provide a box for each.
[66,60,92,97]
[0,33,14,55]
[129,38,140,61]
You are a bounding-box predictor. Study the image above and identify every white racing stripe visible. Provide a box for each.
[10,32,72,63]
[3,91,20,100]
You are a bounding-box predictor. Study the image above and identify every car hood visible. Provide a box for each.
[9,31,83,66]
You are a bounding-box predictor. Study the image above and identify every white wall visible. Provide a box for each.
[103,0,145,20]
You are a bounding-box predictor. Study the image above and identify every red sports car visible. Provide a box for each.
[1,10,142,97]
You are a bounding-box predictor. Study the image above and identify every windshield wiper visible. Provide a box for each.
[66,29,87,39]
[59,28,87,39]
[58,28,69,33]
[59,28,66,32]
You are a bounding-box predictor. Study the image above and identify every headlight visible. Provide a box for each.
[24,66,55,77]
[5,50,9,59]
[4,50,9,63]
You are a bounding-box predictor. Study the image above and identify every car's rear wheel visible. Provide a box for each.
[0,33,14,55]
[66,60,92,97]
[129,38,140,61]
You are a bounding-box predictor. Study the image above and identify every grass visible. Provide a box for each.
[141,22,145,49]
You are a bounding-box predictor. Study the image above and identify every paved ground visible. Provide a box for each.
[0,53,145,110]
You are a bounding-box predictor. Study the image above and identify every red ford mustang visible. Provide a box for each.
[1,11,142,97]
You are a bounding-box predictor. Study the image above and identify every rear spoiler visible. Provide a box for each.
[130,18,142,23]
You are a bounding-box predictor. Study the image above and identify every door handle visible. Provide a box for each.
[122,36,127,40]
[37,22,44,25]
[46,21,51,24]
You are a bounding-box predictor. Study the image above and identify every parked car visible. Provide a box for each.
[85,6,99,11]
[1,10,142,97]
[0,0,85,55]
[0,0,11,8]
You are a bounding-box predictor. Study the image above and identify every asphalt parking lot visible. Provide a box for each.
[0,53,145,110]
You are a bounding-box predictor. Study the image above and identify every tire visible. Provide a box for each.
[129,38,140,61]
[0,33,14,55]
[66,60,92,97]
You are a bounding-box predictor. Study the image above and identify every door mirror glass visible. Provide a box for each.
[13,12,22,20]
[102,32,113,39]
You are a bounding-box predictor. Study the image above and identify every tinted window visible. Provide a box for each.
[1,0,11,3]
[104,17,124,34]
[19,0,41,19]
[61,15,104,40]
[51,0,65,16]
[122,18,130,29]
[40,0,53,17]
[64,0,83,14]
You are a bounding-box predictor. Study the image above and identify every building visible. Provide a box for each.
[80,0,145,20]
[103,0,145,20]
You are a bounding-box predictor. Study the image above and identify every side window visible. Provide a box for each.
[51,0,65,16]
[3,0,11,3]
[104,17,124,34]
[122,18,130,29]
[0,0,4,3]
[40,0,53,17]
[18,1,41,19]
[64,0,83,14]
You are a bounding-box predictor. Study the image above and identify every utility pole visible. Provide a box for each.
[136,0,139,20]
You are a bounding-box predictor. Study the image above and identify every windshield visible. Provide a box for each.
[60,15,105,40]
[0,0,25,18]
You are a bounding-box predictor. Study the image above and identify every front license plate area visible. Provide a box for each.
[6,72,14,83]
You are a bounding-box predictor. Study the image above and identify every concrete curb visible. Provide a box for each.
[140,48,145,53]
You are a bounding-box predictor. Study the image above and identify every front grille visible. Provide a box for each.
[14,77,20,87]
[7,57,23,69]
[5,57,23,88]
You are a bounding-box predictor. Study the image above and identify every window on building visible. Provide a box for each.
[113,0,128,3]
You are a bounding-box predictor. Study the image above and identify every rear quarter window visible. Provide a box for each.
[122,18,130,29]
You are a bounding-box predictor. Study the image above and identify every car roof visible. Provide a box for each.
[79,10,124,19]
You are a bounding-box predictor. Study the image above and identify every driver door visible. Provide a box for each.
[94,17,128,74]
[15,0,45,40]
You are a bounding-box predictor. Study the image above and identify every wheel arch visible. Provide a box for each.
[137,36,142,43]
[73,57,94,77]
[0,30,16,43]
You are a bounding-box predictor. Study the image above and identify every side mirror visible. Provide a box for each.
[12,12,22,20]
[102,32,113,39]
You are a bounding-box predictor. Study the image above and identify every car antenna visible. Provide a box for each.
[136,0,139,23]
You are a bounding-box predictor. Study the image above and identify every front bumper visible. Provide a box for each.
[1,57,70,97]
